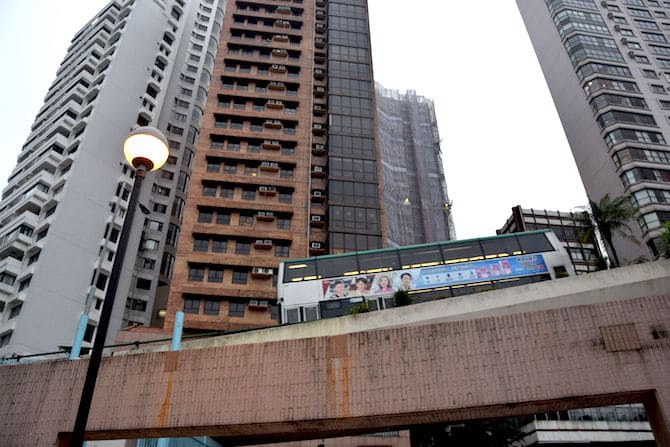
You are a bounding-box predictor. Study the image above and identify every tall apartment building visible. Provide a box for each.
[0,0,226,356]
[517,0,670,263]
[375,84,455,246]
[497,205,601,274]
[165,0,385,331]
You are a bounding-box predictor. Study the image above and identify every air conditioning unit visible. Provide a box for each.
[311,215,322,222]
[311,241,323,249]
[314,143,325,150]
[249,299,269,309]
[313,190,323,197]
[252,267,272,275]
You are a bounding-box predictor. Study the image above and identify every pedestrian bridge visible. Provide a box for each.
[1,261,670,446]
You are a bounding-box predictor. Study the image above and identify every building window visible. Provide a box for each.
[279,191,292,203]
[221,186,234,198]
[232,270,248,284]
[236,240,251,255]
[208,267,224,282]
[275,243,290,257]
[136,278,152,290]
[184,298,199,314]
[198,210,213,223]
[242,188,256,200]
[0,273,16,286]
[202,184,217,197]
[277,217,291,229]
[212,239,227,253]
[0,332,12,348]
[9,303,22,319]
[203,299,220,315]
[193,237,209,252]
[216,212,231,225]
[229,301,245,317]
[188,266,205,281]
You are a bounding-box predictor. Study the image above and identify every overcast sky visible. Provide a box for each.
[0,0,587,240]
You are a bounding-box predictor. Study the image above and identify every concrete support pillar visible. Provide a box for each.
[644,385,670,447]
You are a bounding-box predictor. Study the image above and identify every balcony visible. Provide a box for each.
[251,268,273,279]
[276,6,291,15]
[0,232,32,259]
[0,256,22,278]
[271,48,288,58]
[272,34,289,43]
[309,241,325,255]
[310,215,325,227]
[260,162,280,172]
[312,143,326,156]
[254,239,273,249]
[258,186,277,196]
[262,140,282,150]
[313,104,326,116]
[314,86,326,98]
[315,37,326,49]
[266,100,285,110]
[274,19,291,28]
[268,82,286,91]
[316,10,326,20]
[311,166,326,178]
[315,24,326,34]
[311,190,326,202]
[270,64,287,74]
[264,120,283,130]
[312,124,326,136]
[256,211,276,222]
[314,68,326,80]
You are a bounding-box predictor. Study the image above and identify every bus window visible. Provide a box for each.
[285,308,300,324]
[398,245,442,268]
[480,236,521,258]
[357,250,399,273]
[518,233,554,253]
[441,242,483,263]
[317,255,358,278]
[284,260,317,282]
[304,306,318,322]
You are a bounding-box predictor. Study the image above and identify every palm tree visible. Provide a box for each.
[657,221,670,259]
[576,194,639,267]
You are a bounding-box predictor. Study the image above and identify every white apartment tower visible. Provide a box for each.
[0,0,226,356]
[517,0,670,263]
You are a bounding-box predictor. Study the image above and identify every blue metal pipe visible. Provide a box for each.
[69,313,89,360]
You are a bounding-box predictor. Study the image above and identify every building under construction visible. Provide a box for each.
[375,83,455,246]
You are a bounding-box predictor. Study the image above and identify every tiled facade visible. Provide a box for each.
[166,0,384,332]
[518,0,670,262]
[0,0,226,355]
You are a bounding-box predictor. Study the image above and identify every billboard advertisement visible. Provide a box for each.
[320,254,548,300]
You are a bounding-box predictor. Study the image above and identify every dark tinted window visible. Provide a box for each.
[480,236,521,257]
[357,250,399,273]
[441,242,483,262]
[398,245,442,268]
[283,260,317,282]
[317,255,357,278]
[518,233,554,253]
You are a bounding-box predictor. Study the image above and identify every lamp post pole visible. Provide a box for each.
[70,127,168,447]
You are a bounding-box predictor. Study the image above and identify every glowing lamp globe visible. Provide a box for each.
[123,126,169,171]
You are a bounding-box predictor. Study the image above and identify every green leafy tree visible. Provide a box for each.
[576,194,639,267]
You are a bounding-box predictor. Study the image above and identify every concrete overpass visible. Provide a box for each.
[1,261,670,446]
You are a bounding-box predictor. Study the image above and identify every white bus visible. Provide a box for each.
[278,230,574,324]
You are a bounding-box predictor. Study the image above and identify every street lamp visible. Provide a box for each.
[70,127,169,447]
